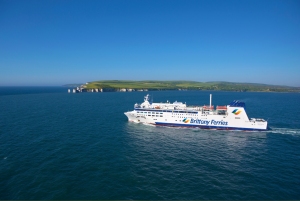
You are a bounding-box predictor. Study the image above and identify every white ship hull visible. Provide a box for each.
[125,111,268,131]
[124,94,269,131]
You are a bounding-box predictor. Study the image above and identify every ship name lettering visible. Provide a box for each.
[190,118,210,125]
[190,118,228,126]
[211,119,228,126]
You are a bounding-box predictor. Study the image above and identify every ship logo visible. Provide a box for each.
[232,109,242,115]
[183,118,190,123]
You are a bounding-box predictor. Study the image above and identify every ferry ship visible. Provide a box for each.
[124,94,269,131]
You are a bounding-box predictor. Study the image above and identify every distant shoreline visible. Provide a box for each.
[65,80,300,93]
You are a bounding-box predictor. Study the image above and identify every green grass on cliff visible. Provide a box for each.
[84,80,300,92]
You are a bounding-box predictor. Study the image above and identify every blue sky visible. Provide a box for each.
[1,0,299,86]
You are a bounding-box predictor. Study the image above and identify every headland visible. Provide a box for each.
[65,80,300,93]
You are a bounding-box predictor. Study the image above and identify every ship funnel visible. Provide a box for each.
[210,94,212,107]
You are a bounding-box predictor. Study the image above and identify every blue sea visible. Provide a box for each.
[0,87,300,200]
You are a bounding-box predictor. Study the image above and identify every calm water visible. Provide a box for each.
[0,87,300,200]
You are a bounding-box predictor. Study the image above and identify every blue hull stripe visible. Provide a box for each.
[155,122,268,131]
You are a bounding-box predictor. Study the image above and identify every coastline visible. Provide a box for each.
[65,80,300,93]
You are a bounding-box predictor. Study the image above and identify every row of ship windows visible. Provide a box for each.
[172,116,188,118]
[136,110,198,114]
[137,112,163,114]
[174,113,197,116]
[137,111,198,116]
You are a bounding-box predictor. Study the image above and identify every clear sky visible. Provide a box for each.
[1,0,299,86]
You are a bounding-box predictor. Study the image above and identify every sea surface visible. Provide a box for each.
[0,87,300,200]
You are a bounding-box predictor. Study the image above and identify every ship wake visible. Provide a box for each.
[267,127,300,136]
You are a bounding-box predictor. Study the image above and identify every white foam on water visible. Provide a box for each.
[268,127,300,136]
[142,122,156,127]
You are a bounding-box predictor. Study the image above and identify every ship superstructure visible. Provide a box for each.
[124,94,268,131]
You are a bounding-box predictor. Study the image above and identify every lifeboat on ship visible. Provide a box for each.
[216,106,227,110]
[203,105,214,110]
